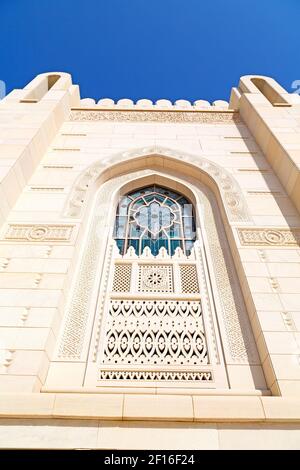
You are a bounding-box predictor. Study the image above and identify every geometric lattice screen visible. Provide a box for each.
[97,247,216,383]
[92,186,227,387]
[103,299,208,366]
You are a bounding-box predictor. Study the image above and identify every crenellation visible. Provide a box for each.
[79,97,230,110]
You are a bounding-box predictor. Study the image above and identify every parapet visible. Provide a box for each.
[78,97,230,110]
[3,72,299,111]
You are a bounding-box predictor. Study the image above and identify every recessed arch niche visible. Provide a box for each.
[48,157,266,393]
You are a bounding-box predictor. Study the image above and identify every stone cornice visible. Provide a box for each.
[0,393,299,423]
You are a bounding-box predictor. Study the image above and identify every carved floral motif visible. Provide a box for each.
[139,265,173,292]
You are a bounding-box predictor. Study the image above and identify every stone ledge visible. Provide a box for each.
[0,393,55,417]
[193,396,265,422]
[53,393,123,420]
[123,394,193,422]
[0,393,299,423]
[261,397,300,421]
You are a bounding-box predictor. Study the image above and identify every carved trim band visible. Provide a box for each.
[98,370,213,381]
[238,228,300,247]
[3,224,75,242]
[69,110,241,124]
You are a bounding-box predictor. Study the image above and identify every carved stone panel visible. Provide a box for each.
[238,228,300,247]
[112,264,132,292]
[180,265,199,293]
[138,265,173,293]
[101,299,208,366]
[2,224,75,242]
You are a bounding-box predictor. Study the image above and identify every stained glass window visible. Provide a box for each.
[114,185,196,256]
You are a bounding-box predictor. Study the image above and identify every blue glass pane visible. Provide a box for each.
[158,230,169,240]
[141,237,168,256]
[144,186,154,194]
[170,239,183,255]
[155,187,178,200]
[114,216,127,237]
[113,185,196,255]
[164,198,178,210]
[183,217,195,238]
[130,190,144,198]
[176,196,189,206]
[130,187,154,199]
[131,198,146,209]
[115,239,125,253]
[135,208,148,227]
[144,194,164,204]
[155,186,168,195]
[129,222,142,237]
[141,237,151,252]
[127,239,139,254]
[157,238,169,252]
[160,205,174,224]
[133,190,144,198]
[168,223,181,237]
[117,197,131,215]
[183,204,193,216]
[185,240,194,255]
[146,230,159,240]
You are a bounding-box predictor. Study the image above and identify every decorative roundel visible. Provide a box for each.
[225,197,239,208]
[144,270,164,288]
[27,226,48,240]
[221,182,234,191]
[264,230,285,245]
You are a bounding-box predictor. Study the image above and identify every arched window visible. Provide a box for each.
[114,185,196,256]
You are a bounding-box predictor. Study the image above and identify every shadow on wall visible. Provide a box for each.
[237,136,300,228]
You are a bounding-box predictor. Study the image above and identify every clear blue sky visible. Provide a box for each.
[0,0,299,102]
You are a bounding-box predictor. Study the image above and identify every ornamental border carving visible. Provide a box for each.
[69,109,241,124]
[56,169,256,365]
[238,228,300,247]
[2,224,75,242]
[63,146,252,224]
[99,370,213,381]
[57,177,132,360]
[199,190,258,363]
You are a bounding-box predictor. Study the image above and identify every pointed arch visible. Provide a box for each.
[62,146,252,225]
[51,164,264,393]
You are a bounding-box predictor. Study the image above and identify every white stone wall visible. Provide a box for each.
[2,110,299,395]
[0,73,300,448]
[0,419,299,449]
